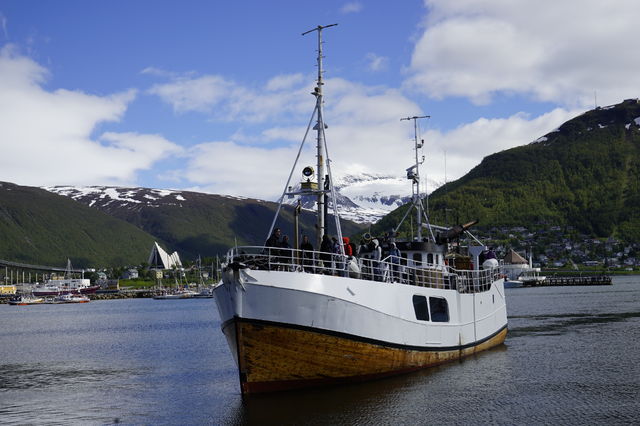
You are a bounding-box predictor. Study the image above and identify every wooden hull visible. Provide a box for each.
[224,317,507,394]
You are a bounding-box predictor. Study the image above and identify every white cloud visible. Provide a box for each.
[406,0,640,106]
[140,66,192,79]
[162,71,585,201]
[180,141,300,199]
[148,74,237,114]
[148,72,312,123]
[0,47,182,186]
[178,79,424,200]
[365,53,389,72]
[266,73,305,91]
[340,2,363,14]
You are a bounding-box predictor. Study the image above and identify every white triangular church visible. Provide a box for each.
[148,241,182,270]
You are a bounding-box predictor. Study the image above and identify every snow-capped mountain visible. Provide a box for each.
[284,172,412,223]
[44,186,192,212]
[45,173,411,224]
[44,185,252,211]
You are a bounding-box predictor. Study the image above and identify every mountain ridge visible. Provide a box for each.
[43,185,366,263]
[373,99,640,241]
[0,182,158,267]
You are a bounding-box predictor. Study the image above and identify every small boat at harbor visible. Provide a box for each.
[8,295,45,306]
[153,290,199,300]
[54,293,90,303]
[193,288,214,298]
[213,26,507,395]
[32,259,99,296]
[518,268,546,286]
[502,249,543,287]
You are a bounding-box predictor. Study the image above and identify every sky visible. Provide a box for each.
[1,0,639,201]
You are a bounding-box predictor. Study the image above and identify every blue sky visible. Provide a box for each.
[1,0,639,200]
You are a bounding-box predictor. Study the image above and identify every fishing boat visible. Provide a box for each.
[54,293,91,303]
[8,295,45,306]
[32,259,99,296]
[153,289,199,300]
[213,25,507,394]
[519,268,546,286]
[502,249,541,288]
[193,287,214,298]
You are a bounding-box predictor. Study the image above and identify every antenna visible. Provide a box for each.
[444,149,447,185]
[302,23,338,36]
[399,115,431,240]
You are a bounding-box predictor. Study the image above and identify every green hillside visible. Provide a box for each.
[0,182,365,266]
[0,182,157,267]
[87,191,365,260]
[374,99,640,241]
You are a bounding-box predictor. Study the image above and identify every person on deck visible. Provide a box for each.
[265,228,281,248]
[300,235,314,272]
[389,242,401,282]
[370,238,382,281]
[320,235,333,273]
[358,237,372,279]
[342,237,353,257]
[279,235,291,269]
[486,247,497,260]
[332,237,342,272]
[265,228,281,269]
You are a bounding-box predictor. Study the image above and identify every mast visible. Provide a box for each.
[267,24,341,251]
[303,24,337,248]
[400,115,429,240]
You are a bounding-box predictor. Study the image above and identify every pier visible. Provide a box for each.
[525,275,612,287]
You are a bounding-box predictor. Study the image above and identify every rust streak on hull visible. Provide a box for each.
[223,319,508,394]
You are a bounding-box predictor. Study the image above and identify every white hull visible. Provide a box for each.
[214,261,507,393]
[216,269,506,349]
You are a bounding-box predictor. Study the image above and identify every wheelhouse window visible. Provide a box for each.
[427,253,434,264]
[412,253,422,265]
[429,297,449,322]
[412,295,429,321]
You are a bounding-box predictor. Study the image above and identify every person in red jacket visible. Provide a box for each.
[342,237,353,256]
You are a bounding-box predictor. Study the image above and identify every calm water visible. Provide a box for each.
[1,277,639,425]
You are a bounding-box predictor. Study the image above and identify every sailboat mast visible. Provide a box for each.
[303,23,337,247]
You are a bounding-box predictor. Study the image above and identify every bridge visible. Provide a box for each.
[0,258,85,273]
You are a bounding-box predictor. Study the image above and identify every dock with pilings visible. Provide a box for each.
[525,275,612,287]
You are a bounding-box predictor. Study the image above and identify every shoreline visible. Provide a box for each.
[0,289,210,304]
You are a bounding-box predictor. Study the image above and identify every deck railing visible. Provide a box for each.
[225,246,499,294]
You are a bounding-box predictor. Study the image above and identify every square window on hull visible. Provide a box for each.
[412,295,429,321]
[429,297,450,322]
